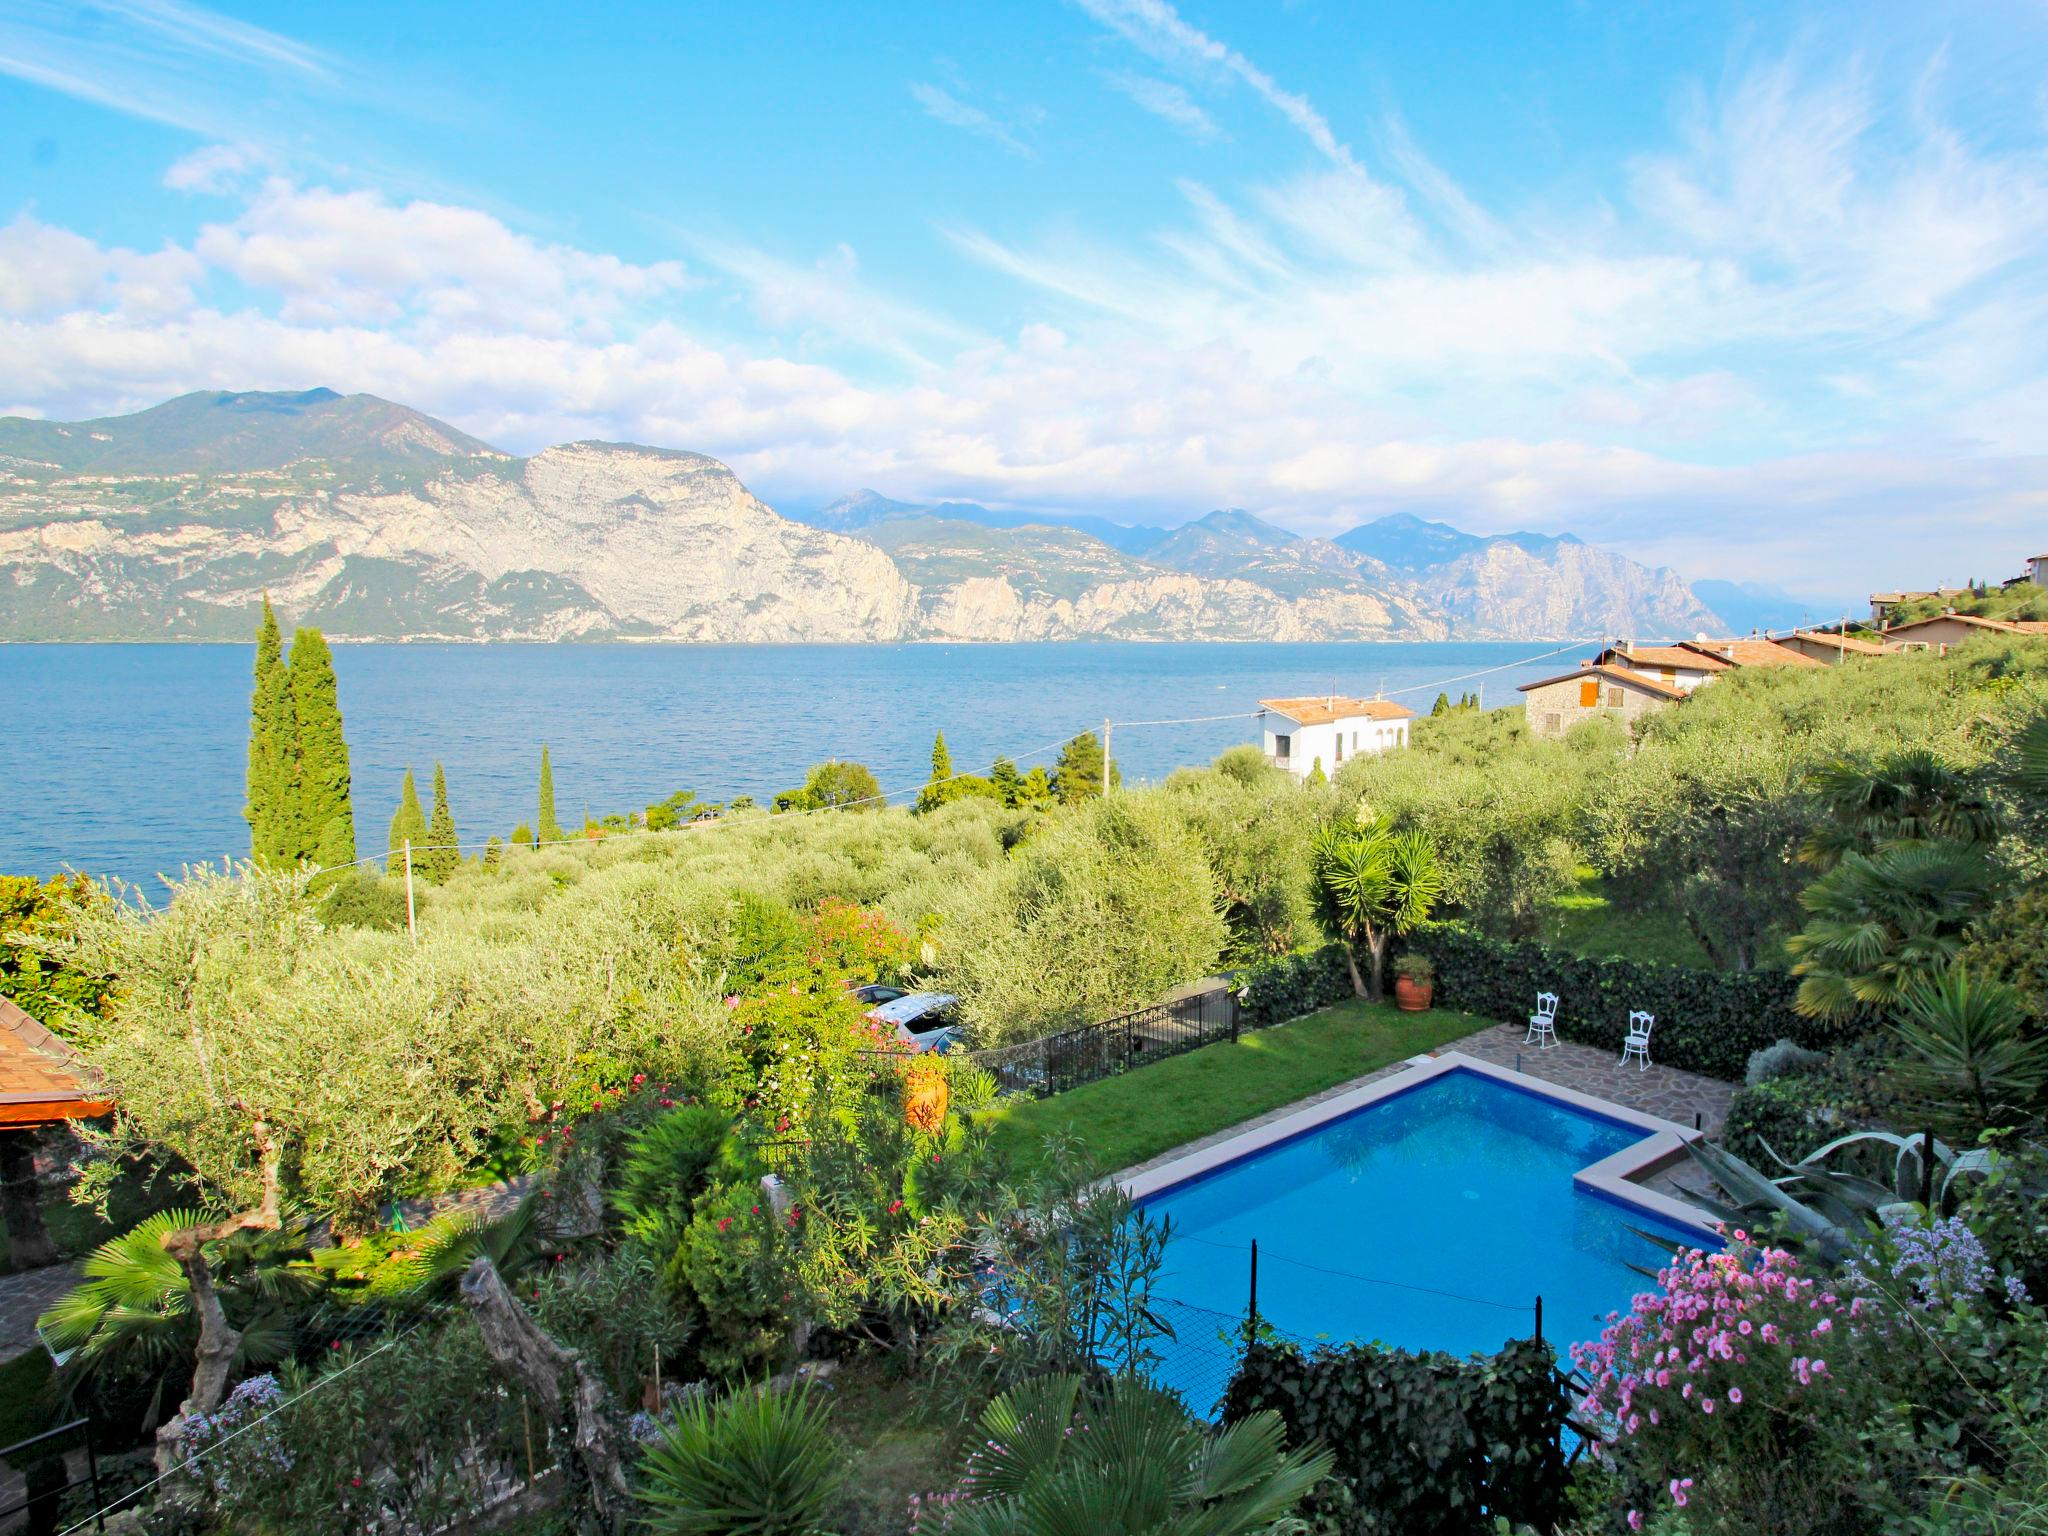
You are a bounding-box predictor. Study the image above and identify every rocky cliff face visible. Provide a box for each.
[0,390,1722,643]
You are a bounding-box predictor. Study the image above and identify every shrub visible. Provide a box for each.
[613,1105,731,1255]
[1722,1074,1862,1166]
[1393,952,1435,984]
[1408,921,1858,1079]
[1221,1335,1572,1536]
[670,1180,799,1381]
[1745,1039,1828,1086]
[1230,944,1351,1028]
[635,1384,844,1536]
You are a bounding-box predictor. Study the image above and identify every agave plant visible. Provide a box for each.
[1662,1131,2001,1268]
[941,1371,1334,1536]
[38,1209,317,1426]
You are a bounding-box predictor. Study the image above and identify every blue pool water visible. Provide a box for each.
[1138,1070,1706,1403]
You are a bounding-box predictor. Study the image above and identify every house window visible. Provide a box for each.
[1578,679,1599,708]
[1334,735,1344,764]
[1660,668,1676,684]
[1543,712,1560,734]
[1606,685,1624,708]
[1274,733,1291,758]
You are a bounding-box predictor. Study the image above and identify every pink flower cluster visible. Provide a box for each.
[1570,1232,1855,1522]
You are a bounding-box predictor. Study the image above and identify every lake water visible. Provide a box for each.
[0,641,1574,886]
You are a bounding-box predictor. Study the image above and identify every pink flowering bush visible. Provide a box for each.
[1573,1232,1876,1531]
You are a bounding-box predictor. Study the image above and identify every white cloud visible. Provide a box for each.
[1099,70,1222,142]
[163,142,269,194]
[908,82,1035,158]
[5,39,2048,603]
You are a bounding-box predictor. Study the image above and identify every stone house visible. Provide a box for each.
[1516,663,1685,739]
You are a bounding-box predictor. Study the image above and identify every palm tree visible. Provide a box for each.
[1310,821,1445,1001]
[1787,840,1995,1022]
[38,1211,315,1429]
[943,1372,1333,1536]
[1800,750,1999,870]
[1891,967,2048,1140]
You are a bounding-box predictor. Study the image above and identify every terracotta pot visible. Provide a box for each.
[1393,976,1434,1012]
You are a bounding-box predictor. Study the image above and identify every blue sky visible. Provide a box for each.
[3,0,2046,600]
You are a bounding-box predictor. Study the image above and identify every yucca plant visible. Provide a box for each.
[1310,819,1445,1001]
[634,1383,844,1536]
[1891,966,2048,1140]
[943,1372,1333,1536]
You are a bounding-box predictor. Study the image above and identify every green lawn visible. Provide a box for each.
[1539,866,1714,968]
[979,999,1484,1179]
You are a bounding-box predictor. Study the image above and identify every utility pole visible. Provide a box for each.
[1102,717,1113,797]
[403,838,417,943]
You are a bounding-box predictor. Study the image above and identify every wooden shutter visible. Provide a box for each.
[1579,678,1599,708]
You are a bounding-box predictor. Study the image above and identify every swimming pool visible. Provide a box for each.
[1129,1058,1713,1405]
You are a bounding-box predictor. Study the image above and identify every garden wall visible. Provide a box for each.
[1406,922,1861,1080]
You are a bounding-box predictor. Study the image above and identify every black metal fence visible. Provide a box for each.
[1,1418,106,1534]
[964,985,1241,1098]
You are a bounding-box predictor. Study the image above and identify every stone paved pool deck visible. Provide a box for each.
[1118,1016,1735,1184]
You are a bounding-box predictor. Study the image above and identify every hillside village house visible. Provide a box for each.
[1591,642,1731,692]
[2033,554,2048,587]
[1880,612,2048,651]
[1516,662,1685,738]
[1777,629,1892,663]
[1259,696,1414,779]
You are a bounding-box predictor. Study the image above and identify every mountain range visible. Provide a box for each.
[0,389,1740,643]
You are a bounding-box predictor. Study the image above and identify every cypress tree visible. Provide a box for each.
[916,731,956,814]
[930,731,953,781]
[245,597,296,866]
[387,770,428,876]
[990,756,1022,809]
[1430,692,1450,717]
[537,745,565,843]
[1052,731,1113,804]
[287,628,355,867]
[422,762,460,881]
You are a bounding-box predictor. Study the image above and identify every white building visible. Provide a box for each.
[1259,696,1414,779]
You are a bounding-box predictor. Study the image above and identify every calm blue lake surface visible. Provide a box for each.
[0,641,1570,886]
[1140,1071,1706,1410]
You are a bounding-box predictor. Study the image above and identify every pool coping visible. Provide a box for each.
[1113,1049,1719,1239]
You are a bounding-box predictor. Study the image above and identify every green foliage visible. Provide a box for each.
[1961,886,2048,1024]
[1221,1335,1572,1536]
[1722,1066,1872,1167]
[672,1179,801,1379]
[0,871,109,1026]
[1310,819,1446,1000]
[1788,841,1997,1022]
[1160,759,1326,963]
[1051,730,1116,804]
[779,758,885,812]
[647,790,716,831]
[386,767,427,875]
[933,793,1227,1045]
[244,596,296,867]
[286,626,354,868]
[1799,749,2000,870]
[613,1105,730,1255]
[989,755,1023,807]
[537,743,565,842]
[421,761,460,881]
[1889,967,2048,1139]
[38,1209,318,1426]
[1409,921,1856,1078]
[940,1372,1333,1536]
[635,1383,845,1536]
[1230,945,1351,1028]
[510,820,535,847]
[318,868,413,931]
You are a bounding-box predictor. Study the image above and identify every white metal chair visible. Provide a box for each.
[1619,1011,1655,1070]
[1525,992,1559,1049]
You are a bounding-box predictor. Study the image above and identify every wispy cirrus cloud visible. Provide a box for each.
[1099,70,1222,142]
[908,82,1035,159]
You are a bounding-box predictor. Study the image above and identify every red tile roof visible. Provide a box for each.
[1259,696,1416,725]
[1789,629,1889,657]
[1600,644,1732,672]
[0,997,111,1127]
[1680,639,1824,669]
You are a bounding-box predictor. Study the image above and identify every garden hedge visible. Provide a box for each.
[1405,922,1864,1081]
[1222,1335,1571,1535]
[1230,944,1351,1028]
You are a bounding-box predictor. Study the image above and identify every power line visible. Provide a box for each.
[122,637,1609,889]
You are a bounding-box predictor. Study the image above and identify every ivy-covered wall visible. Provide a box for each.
[1406,921,1862,1080]
[1222,1335,1572,1534]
